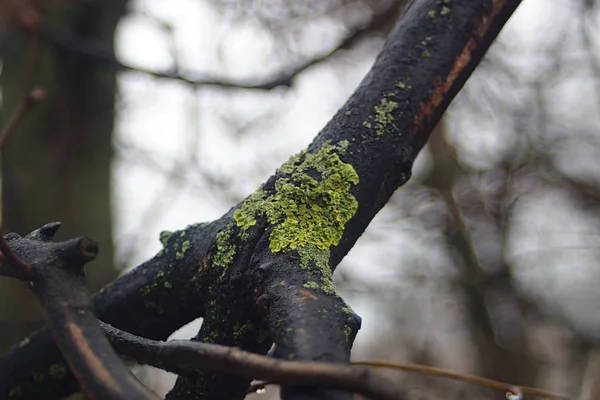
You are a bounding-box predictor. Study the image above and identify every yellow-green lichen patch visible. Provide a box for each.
[176,240,191,260]
[344,325,353,344]
[49,363,67,380]
[340,305,356,316]
[420,36,434,58]
[234,141,359,254]
[298,244,336,295]
[213,223,237,270]
[159,230,174,247]
[303,281,320,290]
[140,285,152,296]
[139,270,171,307]
[364,98,400,136]
[233,320,254,345]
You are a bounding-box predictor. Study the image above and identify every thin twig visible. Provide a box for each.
[103,323,410,400]
[248,360,571,400]
[353,360,571,400]
[0,88,46,151]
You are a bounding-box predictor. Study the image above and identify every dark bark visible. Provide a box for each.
[0,1,522,399]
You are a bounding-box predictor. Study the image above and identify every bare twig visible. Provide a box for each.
[103,323,410,400]
[353,360,571,400]
[0,88,47,151]
[246,360,572,400]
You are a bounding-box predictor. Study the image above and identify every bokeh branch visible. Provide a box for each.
[38,1,403,92]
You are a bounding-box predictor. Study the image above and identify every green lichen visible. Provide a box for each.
[318,307,328,319]
[440,5,450,15]
[372,98,399,136]
[234,141,359,254]
[420,36,434,58]
[49,363,67,380]
[427,10,436,18]
[232,142,357,296]
[176,240,191,260]
[164,281,173,289]
[298,244,337,294]
[233,321,253,345]
[340,305,356,316]
[344,326,353,344]
[204,330,219,344]
[159,230,174,247]
[18,337,30,348]
[303,281,320,290]
[213,223,237,269]
[140,286,152,296]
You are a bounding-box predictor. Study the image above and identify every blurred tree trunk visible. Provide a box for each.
[0,1,126,351]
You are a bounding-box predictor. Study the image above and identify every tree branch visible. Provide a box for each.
[2,224,159,400]
[102,322,410,400]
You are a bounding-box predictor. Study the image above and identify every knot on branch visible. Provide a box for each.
[1,222,99,281]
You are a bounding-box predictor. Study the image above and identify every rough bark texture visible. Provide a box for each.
[0,1,522,399]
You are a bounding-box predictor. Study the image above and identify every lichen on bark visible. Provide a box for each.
[233,140,359,253]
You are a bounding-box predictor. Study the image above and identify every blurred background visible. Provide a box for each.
[2,0,600,398]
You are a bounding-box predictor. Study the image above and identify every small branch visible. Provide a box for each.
[102,323,410,400]
[248,360,572,400]
[0,88,47,151]
[353,360,571,400]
